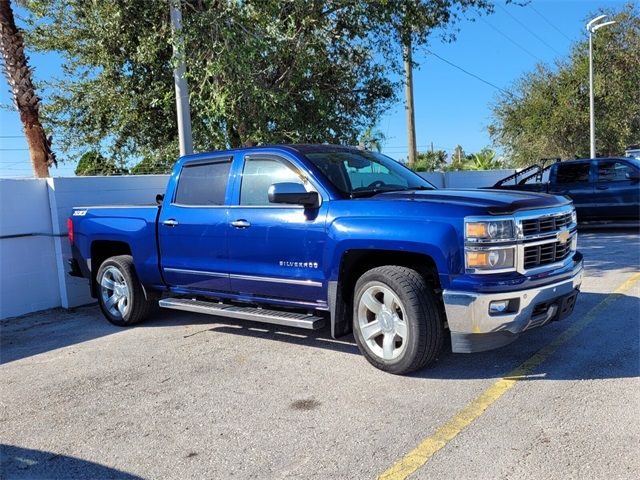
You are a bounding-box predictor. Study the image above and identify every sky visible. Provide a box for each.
[0,0,627,178]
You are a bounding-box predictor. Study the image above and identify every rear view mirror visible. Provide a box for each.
[268,183,320,208]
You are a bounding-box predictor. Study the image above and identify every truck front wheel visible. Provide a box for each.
[96,255,153,326]
[352,266,443,374]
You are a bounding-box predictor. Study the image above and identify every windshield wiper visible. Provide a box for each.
[349,185,433,198]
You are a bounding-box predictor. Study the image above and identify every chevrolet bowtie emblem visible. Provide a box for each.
[557,230,570,244]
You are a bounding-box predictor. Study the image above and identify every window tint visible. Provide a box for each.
[597,161,635,182]
[240,157,304,206]
[174,160,231,205]
[556,163,590,184]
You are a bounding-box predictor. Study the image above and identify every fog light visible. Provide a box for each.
[489,300,510,314]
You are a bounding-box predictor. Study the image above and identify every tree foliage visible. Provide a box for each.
[22,0,496,173]
[464,147,503,170]
[413,149,448,171]
[74,151,128,176]
[489,3,640,167]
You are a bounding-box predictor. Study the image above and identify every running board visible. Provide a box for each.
[158,298,325,330]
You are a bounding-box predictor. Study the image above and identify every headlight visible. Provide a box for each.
[466,247,515,271]
[570,209,577,225]
[465,219,515,241]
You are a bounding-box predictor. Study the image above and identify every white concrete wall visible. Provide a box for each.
[419,169,515,188]
[1,169,515,319]
[0,178,60,318]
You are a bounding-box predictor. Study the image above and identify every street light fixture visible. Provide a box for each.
[586,15,616,158]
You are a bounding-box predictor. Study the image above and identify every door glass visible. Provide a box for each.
[240,158,305,206]
[174,161,231,205]
[556,163,590,184]
[597,161,634,182]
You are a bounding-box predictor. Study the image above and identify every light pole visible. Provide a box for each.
[586,15,616,159]
[169,0,193,156]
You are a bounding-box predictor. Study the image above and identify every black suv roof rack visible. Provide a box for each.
[492,157,561,187]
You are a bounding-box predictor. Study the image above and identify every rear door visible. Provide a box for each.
[593,159,640,220]
[549,162,594,219]
[158,156,233,291]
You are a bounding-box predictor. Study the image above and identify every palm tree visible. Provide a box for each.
[465,148,502,171]
[358,127,385,153]
[0,0,55,177]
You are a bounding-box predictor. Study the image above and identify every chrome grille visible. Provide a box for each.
[523,238,573,269]
[521,212,573,236]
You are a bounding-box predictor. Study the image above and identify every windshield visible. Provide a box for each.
[304,150,435,197]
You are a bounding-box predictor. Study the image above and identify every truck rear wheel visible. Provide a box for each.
[96,255,152,326]
[352,266,443,374]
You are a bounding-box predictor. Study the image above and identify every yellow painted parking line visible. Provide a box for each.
[378,272,640,480]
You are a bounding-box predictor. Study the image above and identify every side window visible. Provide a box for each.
[240,157,305,206]
[555,163,590,184]
[174,160,231,205]
[597,161,634,182]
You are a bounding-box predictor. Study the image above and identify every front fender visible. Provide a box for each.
[326,216,461,289]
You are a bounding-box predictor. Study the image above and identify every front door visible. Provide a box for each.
[227,154,328,304]
[549,161,594,219]
[158,157,233,292]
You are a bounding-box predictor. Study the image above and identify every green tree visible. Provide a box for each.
[413,149,448,171]
[22,0,497,173]
[464,148,503,170]
[74,151,128,176]
[489,3,640,167]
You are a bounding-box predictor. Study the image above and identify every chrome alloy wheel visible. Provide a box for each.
[357,283,408,361]
[99,266,130,319]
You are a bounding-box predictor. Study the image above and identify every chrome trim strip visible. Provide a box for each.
[229,273,322,287]
[164,267,228,278]
[163,267,322,287]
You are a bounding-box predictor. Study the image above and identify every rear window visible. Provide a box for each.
[556,163,590,184]
[174,160,231,205]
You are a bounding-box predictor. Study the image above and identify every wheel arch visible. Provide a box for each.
[329,249,443,338]
[90,241,132,297]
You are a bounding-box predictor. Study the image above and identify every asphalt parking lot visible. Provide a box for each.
[1,230,639,479]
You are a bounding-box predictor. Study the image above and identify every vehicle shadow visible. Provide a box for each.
[2,290,637,382]
[146,290,639,382]
[0,444,142,480]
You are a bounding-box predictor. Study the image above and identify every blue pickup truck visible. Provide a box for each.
[68,145,583,374]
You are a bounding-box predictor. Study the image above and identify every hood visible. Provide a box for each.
[374,188,571,215]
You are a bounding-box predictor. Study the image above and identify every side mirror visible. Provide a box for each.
[268,182,320,208]
[156,193,165,205]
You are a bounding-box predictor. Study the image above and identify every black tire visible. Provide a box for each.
[96,255,153,326]
[352,266,443,374]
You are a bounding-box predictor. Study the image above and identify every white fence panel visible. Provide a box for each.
[0,178,60,318]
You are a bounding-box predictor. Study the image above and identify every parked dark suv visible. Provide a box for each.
[490,157,640,221]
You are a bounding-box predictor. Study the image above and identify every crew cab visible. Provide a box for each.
[68,145,584,374]
[490,157,640,222]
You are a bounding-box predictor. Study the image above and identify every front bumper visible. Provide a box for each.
[443,258,584,353]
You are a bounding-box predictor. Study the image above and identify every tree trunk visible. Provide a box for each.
[0,0,55,178]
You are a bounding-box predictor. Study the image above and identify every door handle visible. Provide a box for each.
[596,185,609,190]
[231,219,251,228]
[162,219,179,227]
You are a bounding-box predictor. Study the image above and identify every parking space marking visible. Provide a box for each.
[378,272,640,480]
